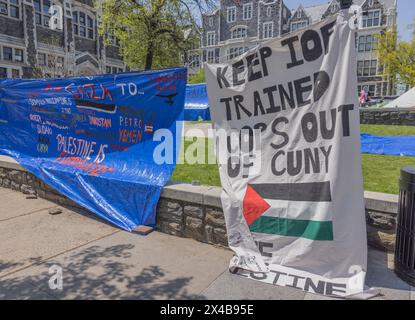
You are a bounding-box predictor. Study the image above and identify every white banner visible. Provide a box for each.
[205,12,369,298]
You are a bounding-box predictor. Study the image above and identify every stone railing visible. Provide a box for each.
[360,107,415,126]
[365,191,398,252]
[0,156,399,252]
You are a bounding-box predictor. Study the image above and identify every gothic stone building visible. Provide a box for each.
[0,0,125,79]
[196,0,397,97]
[200,0,291,64]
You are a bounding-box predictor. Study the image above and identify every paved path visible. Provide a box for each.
[0,188,413,300]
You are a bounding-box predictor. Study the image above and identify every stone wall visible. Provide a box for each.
[360,108,415,126]
[365,191,399,253]
[0,157,400,252]
[157,199,228,247]
[0,162,228,248]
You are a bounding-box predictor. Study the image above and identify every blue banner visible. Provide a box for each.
[0,68,187,231]
[361,134,415,157]
[184,83,211,121]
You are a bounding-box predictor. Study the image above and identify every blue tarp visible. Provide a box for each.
[361,134,415,157]
[184,83,211,121]
[0,68,187,231]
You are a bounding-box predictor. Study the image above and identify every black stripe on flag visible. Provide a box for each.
[75,99,116,113]
[250,182,332,202]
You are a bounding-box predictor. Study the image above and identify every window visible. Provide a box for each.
[47,54,55,68]
[263,22,273,39]
[227,47,247,61]
[357,35,377,52]
[266,7,271,17]
[358,84,376,96]
[357,60,377,76]
[209,17,213,27]
[0,67,7,78]
[39,53,63,68]
[231,27,247,39]
[207,50,215,63]
[206,31,215,46]
[106,66,123,74]
[56,56,64,68]
[0,2,6,16]
[243,3,252,20]
[11,68,19,78]
[108,35,119,46]
[330,3,338,14]
[357,36,364,51]
[73,10,95,39]
[3,47,12,61]
[291,20,308,32]
[14,48,23,62]
[1,46,23,62]
[37,53,46,66]
[0,66,20,78]
[362,10,381,28]
[0,0,20,19]
[189,55,200,68]
[33,0,59,29]
[227,7,236,23]
[368,0,374,7]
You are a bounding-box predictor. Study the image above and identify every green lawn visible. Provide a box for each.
[172,124,415,194]
[361,124,415,136]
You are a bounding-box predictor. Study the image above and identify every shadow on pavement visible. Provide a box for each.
[0,243,205,300]
[365,248,413,299]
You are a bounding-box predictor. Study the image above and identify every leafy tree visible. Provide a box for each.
[188,68,205,83]
[98,0,212,70]
[377,23,415,88]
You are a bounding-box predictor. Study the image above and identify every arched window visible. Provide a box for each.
[231,26,247,39]
[266,7,272,17]
[73,10,95,40]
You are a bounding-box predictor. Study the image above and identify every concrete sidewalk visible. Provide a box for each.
[0,187,413,300]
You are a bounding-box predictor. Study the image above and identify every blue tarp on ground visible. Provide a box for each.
[184,83,211,121]
[361,134,415,157]
[0,68,187,231]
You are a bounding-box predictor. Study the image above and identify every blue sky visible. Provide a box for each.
[284,0,414,41]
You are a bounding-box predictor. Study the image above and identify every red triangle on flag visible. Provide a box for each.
[243,185,271,226]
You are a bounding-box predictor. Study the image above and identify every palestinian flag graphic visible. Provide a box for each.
[243,182,334,241]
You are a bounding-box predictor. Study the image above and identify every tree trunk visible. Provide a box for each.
[145,41,154,70]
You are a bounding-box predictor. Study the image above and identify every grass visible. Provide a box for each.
[360,124,415,136]
[172,124,415,194]
[171,138,220,187]
[362,154,414,194]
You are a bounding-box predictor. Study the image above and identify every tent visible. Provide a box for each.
[383,87,415,109]
[184,83,211,121]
